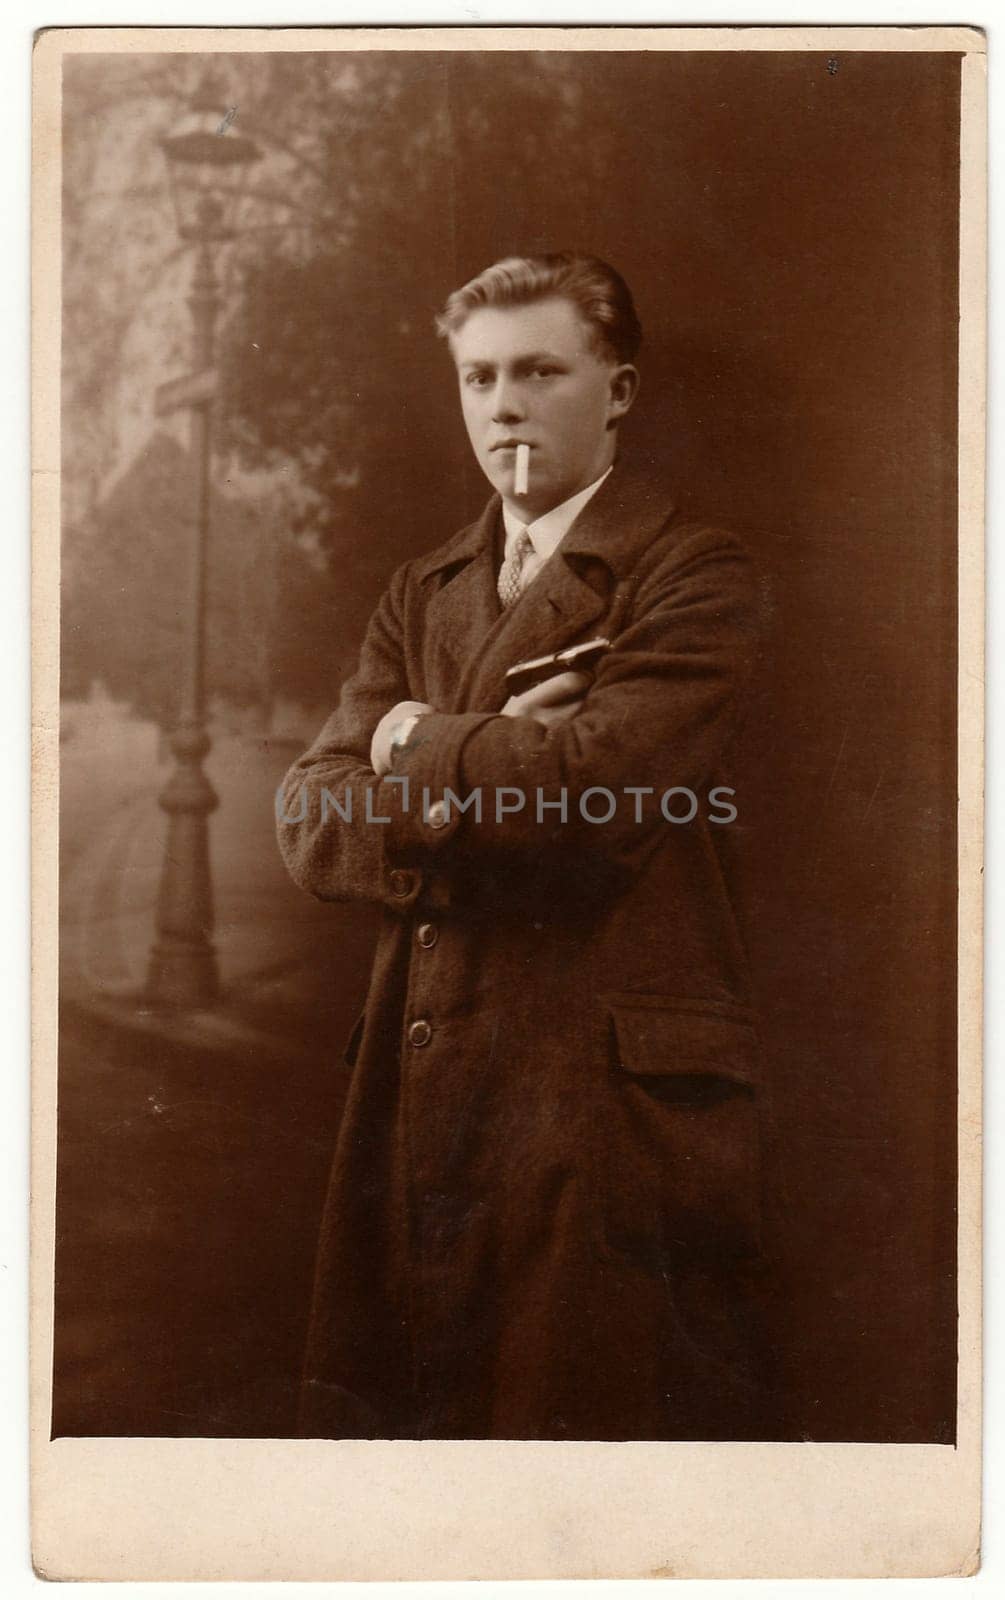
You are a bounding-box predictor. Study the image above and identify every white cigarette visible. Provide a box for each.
[515,443,530,496]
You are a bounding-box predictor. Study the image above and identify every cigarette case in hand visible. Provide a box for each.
[504,637,611,698]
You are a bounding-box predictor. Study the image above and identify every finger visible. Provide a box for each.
[519,670,591,710]
[530,697,586,727]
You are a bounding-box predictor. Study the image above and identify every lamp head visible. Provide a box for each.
[161,71,261,242]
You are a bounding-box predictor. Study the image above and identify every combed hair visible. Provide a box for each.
[436,252,642,365]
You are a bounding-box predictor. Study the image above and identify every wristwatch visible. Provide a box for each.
[389,712,423,759]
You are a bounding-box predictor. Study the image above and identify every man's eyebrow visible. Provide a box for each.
[458,350,567,370]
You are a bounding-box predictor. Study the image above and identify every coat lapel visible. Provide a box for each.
[461,550,609,712]
[416,458,678,713]
[418,504,504,711]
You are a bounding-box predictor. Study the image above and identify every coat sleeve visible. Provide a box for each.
[381,524,762,876]
[275,559,497,906]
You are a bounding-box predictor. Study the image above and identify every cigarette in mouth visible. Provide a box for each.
[515,443,530,496]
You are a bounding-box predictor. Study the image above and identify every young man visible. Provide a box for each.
[278,253,767,1440]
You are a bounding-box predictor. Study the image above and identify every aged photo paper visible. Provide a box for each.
[30,23,984,1580]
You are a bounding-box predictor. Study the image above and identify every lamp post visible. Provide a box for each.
[146,73,261,1010]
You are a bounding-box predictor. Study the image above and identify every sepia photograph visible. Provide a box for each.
[31,22,983,1580]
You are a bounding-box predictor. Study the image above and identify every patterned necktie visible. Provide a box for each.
[497,528,534,610]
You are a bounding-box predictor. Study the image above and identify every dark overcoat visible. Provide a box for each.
[277,458,769,1440]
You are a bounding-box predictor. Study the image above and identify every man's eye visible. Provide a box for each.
[465,372,492,388]
[532,367,559,379]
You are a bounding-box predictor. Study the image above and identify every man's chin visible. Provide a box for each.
[478,461,510,498]
[484,465,554,507]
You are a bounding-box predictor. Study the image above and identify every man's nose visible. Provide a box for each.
[491,378,525,424]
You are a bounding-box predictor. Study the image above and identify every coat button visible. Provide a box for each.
[389,869,414,897]
[416,921,438,949]
[426,799,448,829]
[408,1019,433,1048]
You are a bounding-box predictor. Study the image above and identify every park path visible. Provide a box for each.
[53,708,378,1437]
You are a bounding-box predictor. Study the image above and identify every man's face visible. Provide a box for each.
[451,296,638,521]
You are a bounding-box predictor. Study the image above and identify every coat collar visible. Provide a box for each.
[415,454,679,714]
[415,454,677,582]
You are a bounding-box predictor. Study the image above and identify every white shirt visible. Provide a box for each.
[500,465,613,594]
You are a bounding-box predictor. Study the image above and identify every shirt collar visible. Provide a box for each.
[501,465,614,562]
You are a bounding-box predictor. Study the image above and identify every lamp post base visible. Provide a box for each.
[145,722,220,1011]
[146,938,220,1011]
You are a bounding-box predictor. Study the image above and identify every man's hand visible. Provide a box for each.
[372,673,588,777]
[501,670,590,729]
[370,700,434,777]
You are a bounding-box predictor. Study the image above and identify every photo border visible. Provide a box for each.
[29,23,985,1580]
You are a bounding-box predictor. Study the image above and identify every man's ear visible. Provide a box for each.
[607,363,640,426]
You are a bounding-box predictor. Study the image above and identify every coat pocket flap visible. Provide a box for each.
[608,1001,759,1085]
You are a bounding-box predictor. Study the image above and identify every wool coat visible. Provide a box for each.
[277,457,769,1441]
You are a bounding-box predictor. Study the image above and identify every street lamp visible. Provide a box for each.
[145,72,261,1010]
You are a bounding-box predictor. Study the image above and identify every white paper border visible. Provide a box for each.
[28,22,986,1583]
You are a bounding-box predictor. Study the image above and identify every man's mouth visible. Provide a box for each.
[490,440,534,452]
